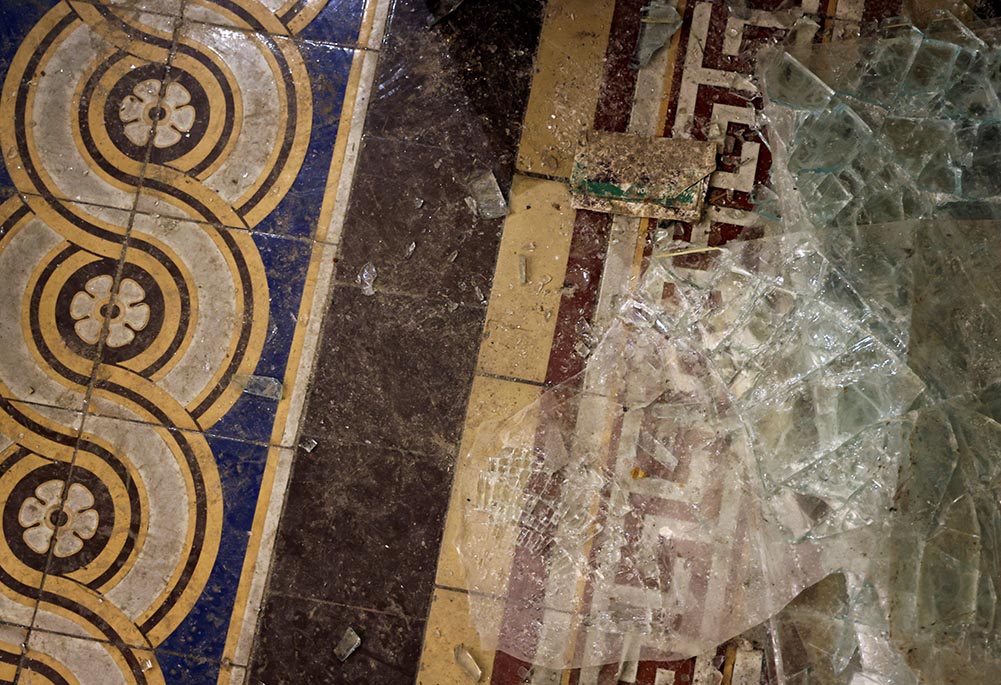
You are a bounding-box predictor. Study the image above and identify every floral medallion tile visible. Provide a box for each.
[0,0,378,682]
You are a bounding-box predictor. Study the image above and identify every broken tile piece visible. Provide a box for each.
[570,131,716,220]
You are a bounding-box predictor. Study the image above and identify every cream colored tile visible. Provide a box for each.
[25,629,158,685]
[0,624,27,684]
[417,588,499,685]
[476,175,575,384]
[517,0,616,178]
[435,374,542,593]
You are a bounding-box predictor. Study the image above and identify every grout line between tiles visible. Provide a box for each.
[1,395,277,445]
[327,276,493,307]
[358,132,501,166]
[69,0,385,51]
[476,371,549,388]
[265,592,426,622]
[14,397,460,458]
[27,5,187,665]
[21,622,251,668]
[519,168,572,185]
[432,582,577,617]
[183,18,381,52]
[11,190,344,247]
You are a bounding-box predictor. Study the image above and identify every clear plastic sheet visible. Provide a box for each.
[457,10,1001,680]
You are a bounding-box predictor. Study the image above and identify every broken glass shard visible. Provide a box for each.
[356,262,377,296]
[241,374,283,400]
[457,11,1001,678]
[468,170,508,219]
[334,627,361,662]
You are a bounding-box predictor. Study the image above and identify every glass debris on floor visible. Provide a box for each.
[634,0,683,69]
[239,374,285,400]
[458,10,1001,683]
[468,170,510,219]
[454,643,484,681]
[357,261,378,296]
[334,627,362,662]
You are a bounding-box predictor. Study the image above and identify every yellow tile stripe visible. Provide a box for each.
[516,0,617,179]
[476,176,577,384]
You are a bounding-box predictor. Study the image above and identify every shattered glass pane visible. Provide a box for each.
[458,11,1001,679]
[458,230,921,669]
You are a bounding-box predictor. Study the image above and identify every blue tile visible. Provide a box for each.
[295,0,366,47]
[156,651,236,683]
[0,0,53,75]
[201,229,312,444]
[0,0,73,200]
[157,434,268,662]
[254,41,354,240]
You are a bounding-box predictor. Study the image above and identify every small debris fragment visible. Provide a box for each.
[518,255,528,284]
[654,669,676,685]
[241,375,283,400]
[405,241,416,259]
[334,627,361,662]
[692,652,723,685]
[447,249,459,263]
[414,196,424,209]
[454,644,482,681]
[464,196,478,214]
[731,644,763,685]
[631,467,648,480]
[474,285,485,303]
[356,262,377,296]
[467,170,509,219]
[300,437,318,453]
[141,659,153,672]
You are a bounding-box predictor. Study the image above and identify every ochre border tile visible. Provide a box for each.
[476,175,575,384]
[516,0,616,178]
[434,373,542,594]
[417,587,501,685]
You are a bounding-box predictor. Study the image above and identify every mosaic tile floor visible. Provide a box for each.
[0,0,385,681]
[0,0,939,682]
